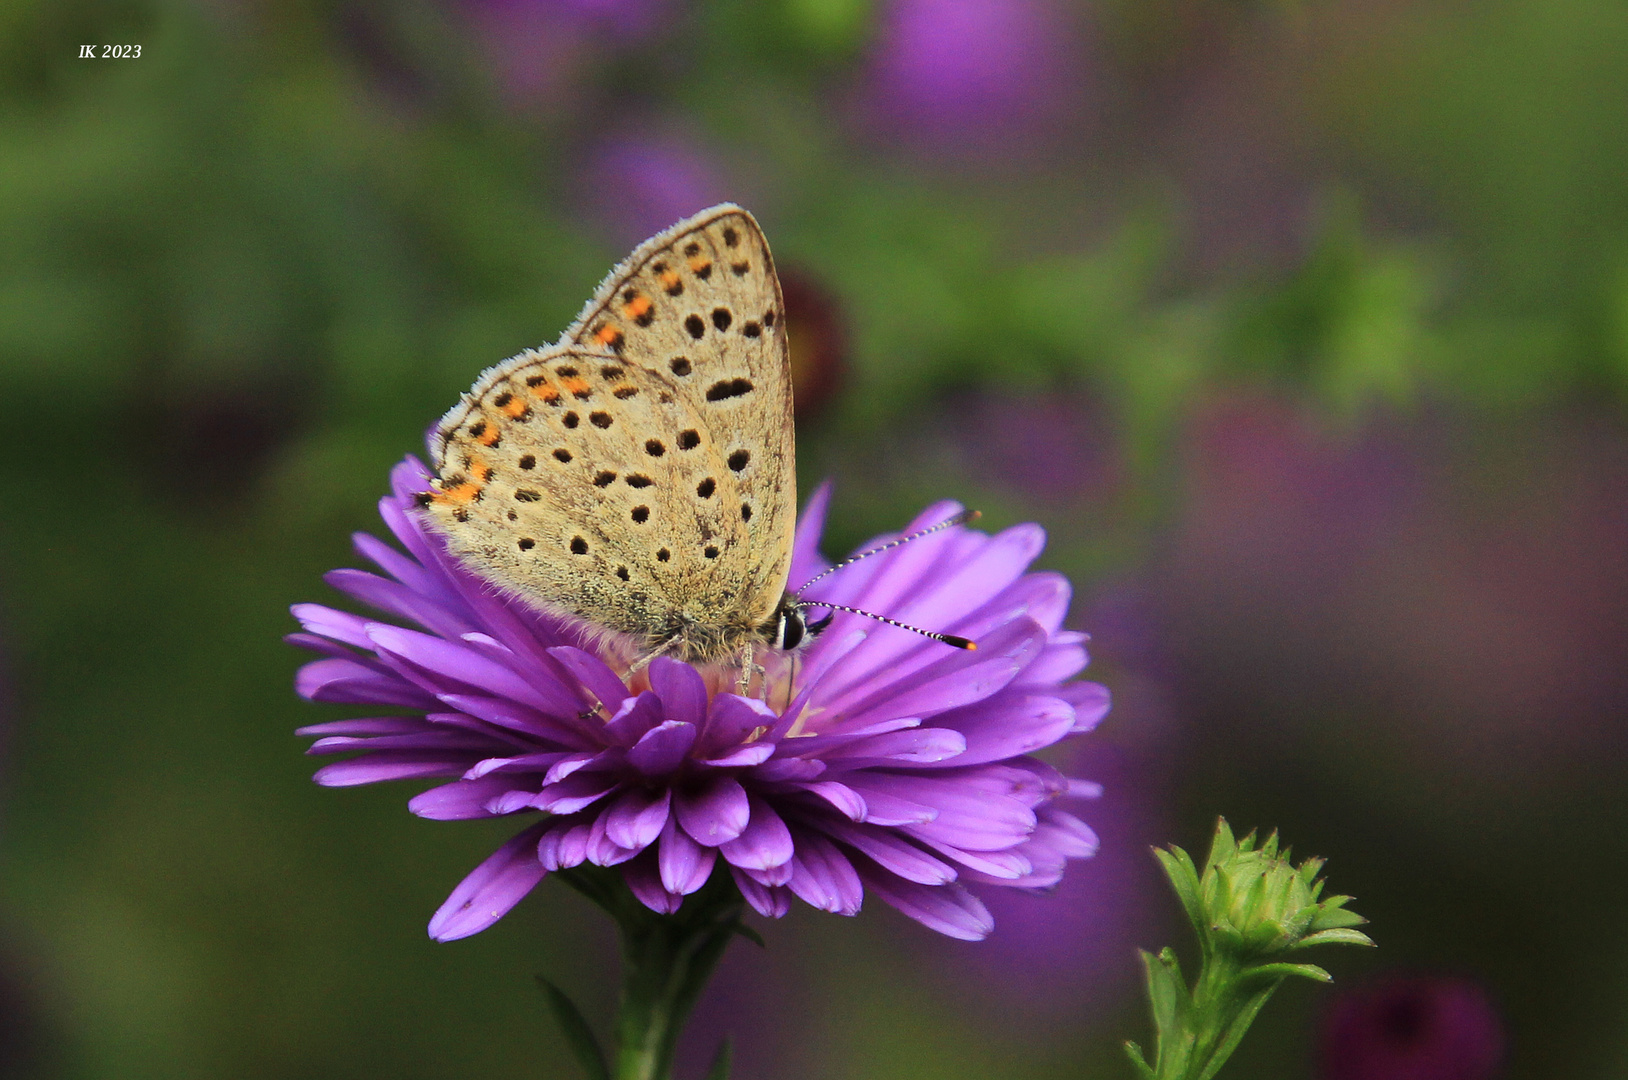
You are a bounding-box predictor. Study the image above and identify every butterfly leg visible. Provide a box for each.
[622,635,684,682]
[736,640,755,696]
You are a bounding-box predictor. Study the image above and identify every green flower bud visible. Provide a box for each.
[1157,820,1373,974]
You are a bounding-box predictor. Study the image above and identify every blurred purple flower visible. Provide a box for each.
[291,458,1109,941]
[945,390,1120,504]
[857,0,1090,155]
[578,135,731,251]
[460,2,590,111]
[1321,976,1504,1080]
[463,0,674,38]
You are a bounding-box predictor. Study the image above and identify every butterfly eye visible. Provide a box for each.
[777,610,804,650]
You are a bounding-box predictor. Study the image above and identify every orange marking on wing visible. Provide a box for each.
[476,425,501,447]
[594,324,624,348]
[533,383,561,403]
[659,270,682,292]
[562,376,591,397]
[439,479,482,504]
[622,295,652,321]
[688,256,712,275]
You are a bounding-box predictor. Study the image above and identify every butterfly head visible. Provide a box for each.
[761,593,835,651]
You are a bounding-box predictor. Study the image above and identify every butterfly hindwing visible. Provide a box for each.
[421,205,794,661]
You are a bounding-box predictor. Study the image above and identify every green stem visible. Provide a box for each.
[560,867,744,1080]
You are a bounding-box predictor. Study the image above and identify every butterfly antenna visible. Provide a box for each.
[797,601,977,650]
[796,509,981,592]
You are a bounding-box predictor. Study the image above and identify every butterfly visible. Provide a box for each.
[416,205,970,689]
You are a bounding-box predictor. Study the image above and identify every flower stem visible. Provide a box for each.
[559,867,745,1080]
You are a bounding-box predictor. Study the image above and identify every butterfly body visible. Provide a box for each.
[418,205,797,666]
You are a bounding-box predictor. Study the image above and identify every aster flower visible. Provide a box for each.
[291,457,1108,943]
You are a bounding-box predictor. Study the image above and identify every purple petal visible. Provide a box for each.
[325,569,473,643]
[1009,639,1088,688]
[874,773,1037,851]
[352,529,441,599]
[605,692,666,746]
[548,647,633,714]
[465,751,579,780]
[367,625,565,714]
[296,657,438,709]
[859,873,993,941]
[546,753,603,783]
[604,788,671,851]
[1032,807,1099,859]
[437,692,591,747]
[1058,680,1111,732]
[285,632,365,661]
[627,720,697,776]
[788,481,834,589]
[811,519,1041,696]
[296,716,428,738]
[624,851,684,914]
[730,868,789,918]
[700,743,775,767]
[914,835,1033,879]
[815,727,967,765]
[820,821,956,885]
[648,657,708,726]
[787,831,863,915]
[585,809,641,867]
[409,775,533,820]
[738,860,795,887]
[698,694,777,756]
[828,618,1042,731]
[658,815,717,895]
[291,603,376,650]
[307,731,495,755]
[748,758,825,783]
[719,797,795,871]
[832,777,938,826]
[802,781,868,821]
[538,818,594,870]
[313,752,468,787]
[533,771,621,814]
[922,693,1076,767]
[427,822,549,941]
[674,777,750,846]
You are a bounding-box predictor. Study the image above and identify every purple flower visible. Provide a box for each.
[577,135,730,252]
[291,457,1108,941]
[1321,975,1504,1080]
[856,0,1090,155]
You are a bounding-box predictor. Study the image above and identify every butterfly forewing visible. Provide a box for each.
[421,205,795,662]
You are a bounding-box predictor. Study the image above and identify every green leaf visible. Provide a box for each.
[1140,948,1187,1038]
[1155,847,1204,931]
[1122,1040,1157,1080]
[1308,907,1369,931]
[536,977,610,1080]
[1294,928,1375,949]
[703,1037,733,1080]
[1195,983,1278,1080]
[1239,962,1332,985]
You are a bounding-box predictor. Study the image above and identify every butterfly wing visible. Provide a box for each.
[562,205,795,640]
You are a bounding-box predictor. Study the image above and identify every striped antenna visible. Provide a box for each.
[796,509,981,593]
[795,601,977,650]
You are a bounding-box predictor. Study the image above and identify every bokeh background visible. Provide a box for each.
[2,0,1626,1076]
